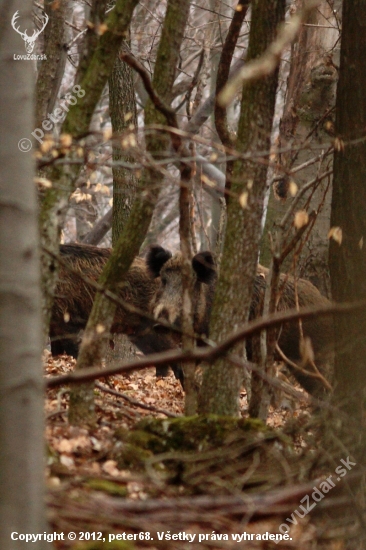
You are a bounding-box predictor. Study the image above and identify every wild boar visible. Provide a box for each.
[49,243,173,375]
[147,246,333,395]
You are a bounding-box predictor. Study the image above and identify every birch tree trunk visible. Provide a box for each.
[0,1,48,546]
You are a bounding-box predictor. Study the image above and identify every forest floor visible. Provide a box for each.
[44,351,358,550]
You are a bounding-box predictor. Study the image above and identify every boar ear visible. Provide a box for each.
[146,245,172,277]
[192,251,216,283]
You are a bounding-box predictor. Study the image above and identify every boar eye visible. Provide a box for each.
[161,277,167,286]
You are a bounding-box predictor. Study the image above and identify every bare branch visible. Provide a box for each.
[95,382,179,417]
[215,1,249,148]
[46,298,366,389]
[218,1,320,107]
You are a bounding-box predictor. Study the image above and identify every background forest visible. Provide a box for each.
[1,0,366,548]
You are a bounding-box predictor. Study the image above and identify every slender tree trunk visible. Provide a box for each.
[0,2,48,546]
[110,43,138,244]
[262,0,340,297]
[35,0,68,127]
[69,0,192,425]
[329,0,366,422]
[38,0,139,345]
[107,41,140,367]
[199,0,286,416]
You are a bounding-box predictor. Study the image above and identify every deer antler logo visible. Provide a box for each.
[11,10,49,54]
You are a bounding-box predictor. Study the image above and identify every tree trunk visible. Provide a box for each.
[329,0,366,422]
[69,0,192,425]
[0,2,48,546]
[108,42,140,369]
[35,0,68,127]
[38,0,139,345]
[110,44,138,244]
[199,0,286,416]
[261,0,340,298]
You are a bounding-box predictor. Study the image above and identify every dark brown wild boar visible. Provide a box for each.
[147,246,334,396]
[49,243,173,375]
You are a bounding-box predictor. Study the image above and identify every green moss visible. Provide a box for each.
[113,443,152,470]
[111,416,295,494]
[84,479,128,497]
[127,430,166,453]
[116,415,272,455]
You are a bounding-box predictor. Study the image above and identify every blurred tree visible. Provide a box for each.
[329,0,366,423]
[0,1,48,545]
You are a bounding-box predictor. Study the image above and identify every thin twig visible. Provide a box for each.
[95,381,179,418]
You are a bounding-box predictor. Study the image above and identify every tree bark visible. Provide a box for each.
[69,0,192,425]
[329,0,366,422]
[0,1,48,546]
[35,0,68,127]
[261,0,340,298]
[39,0,139,345]
[81,207,113,245]
[199,0,286,416]
[107,42,140,373]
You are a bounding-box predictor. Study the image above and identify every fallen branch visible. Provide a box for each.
[95,381,179,418]
[47,470,363,539]
[46,298,366,389]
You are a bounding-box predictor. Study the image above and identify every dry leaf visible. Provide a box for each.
[71,190,92,203]
[60,133,72,148]
[60,455,75,469]
[294,210,309,229]
[94,183,110,195]
[47,477,61,488]
[201,174,215,187]
[239,191,248,209]
[57,439,73,453]
[334,137,344,152]
[289,180,298,197]
[34,177,52,188]
[102,460,119,477]
[300,337,315,364]
[97,23,108,36]
[103,128,113,141]
[324,120,334,134]
[40,135,54,154]
[128,134,137,147]
[328,226,342,245]
[90,437,102,452]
